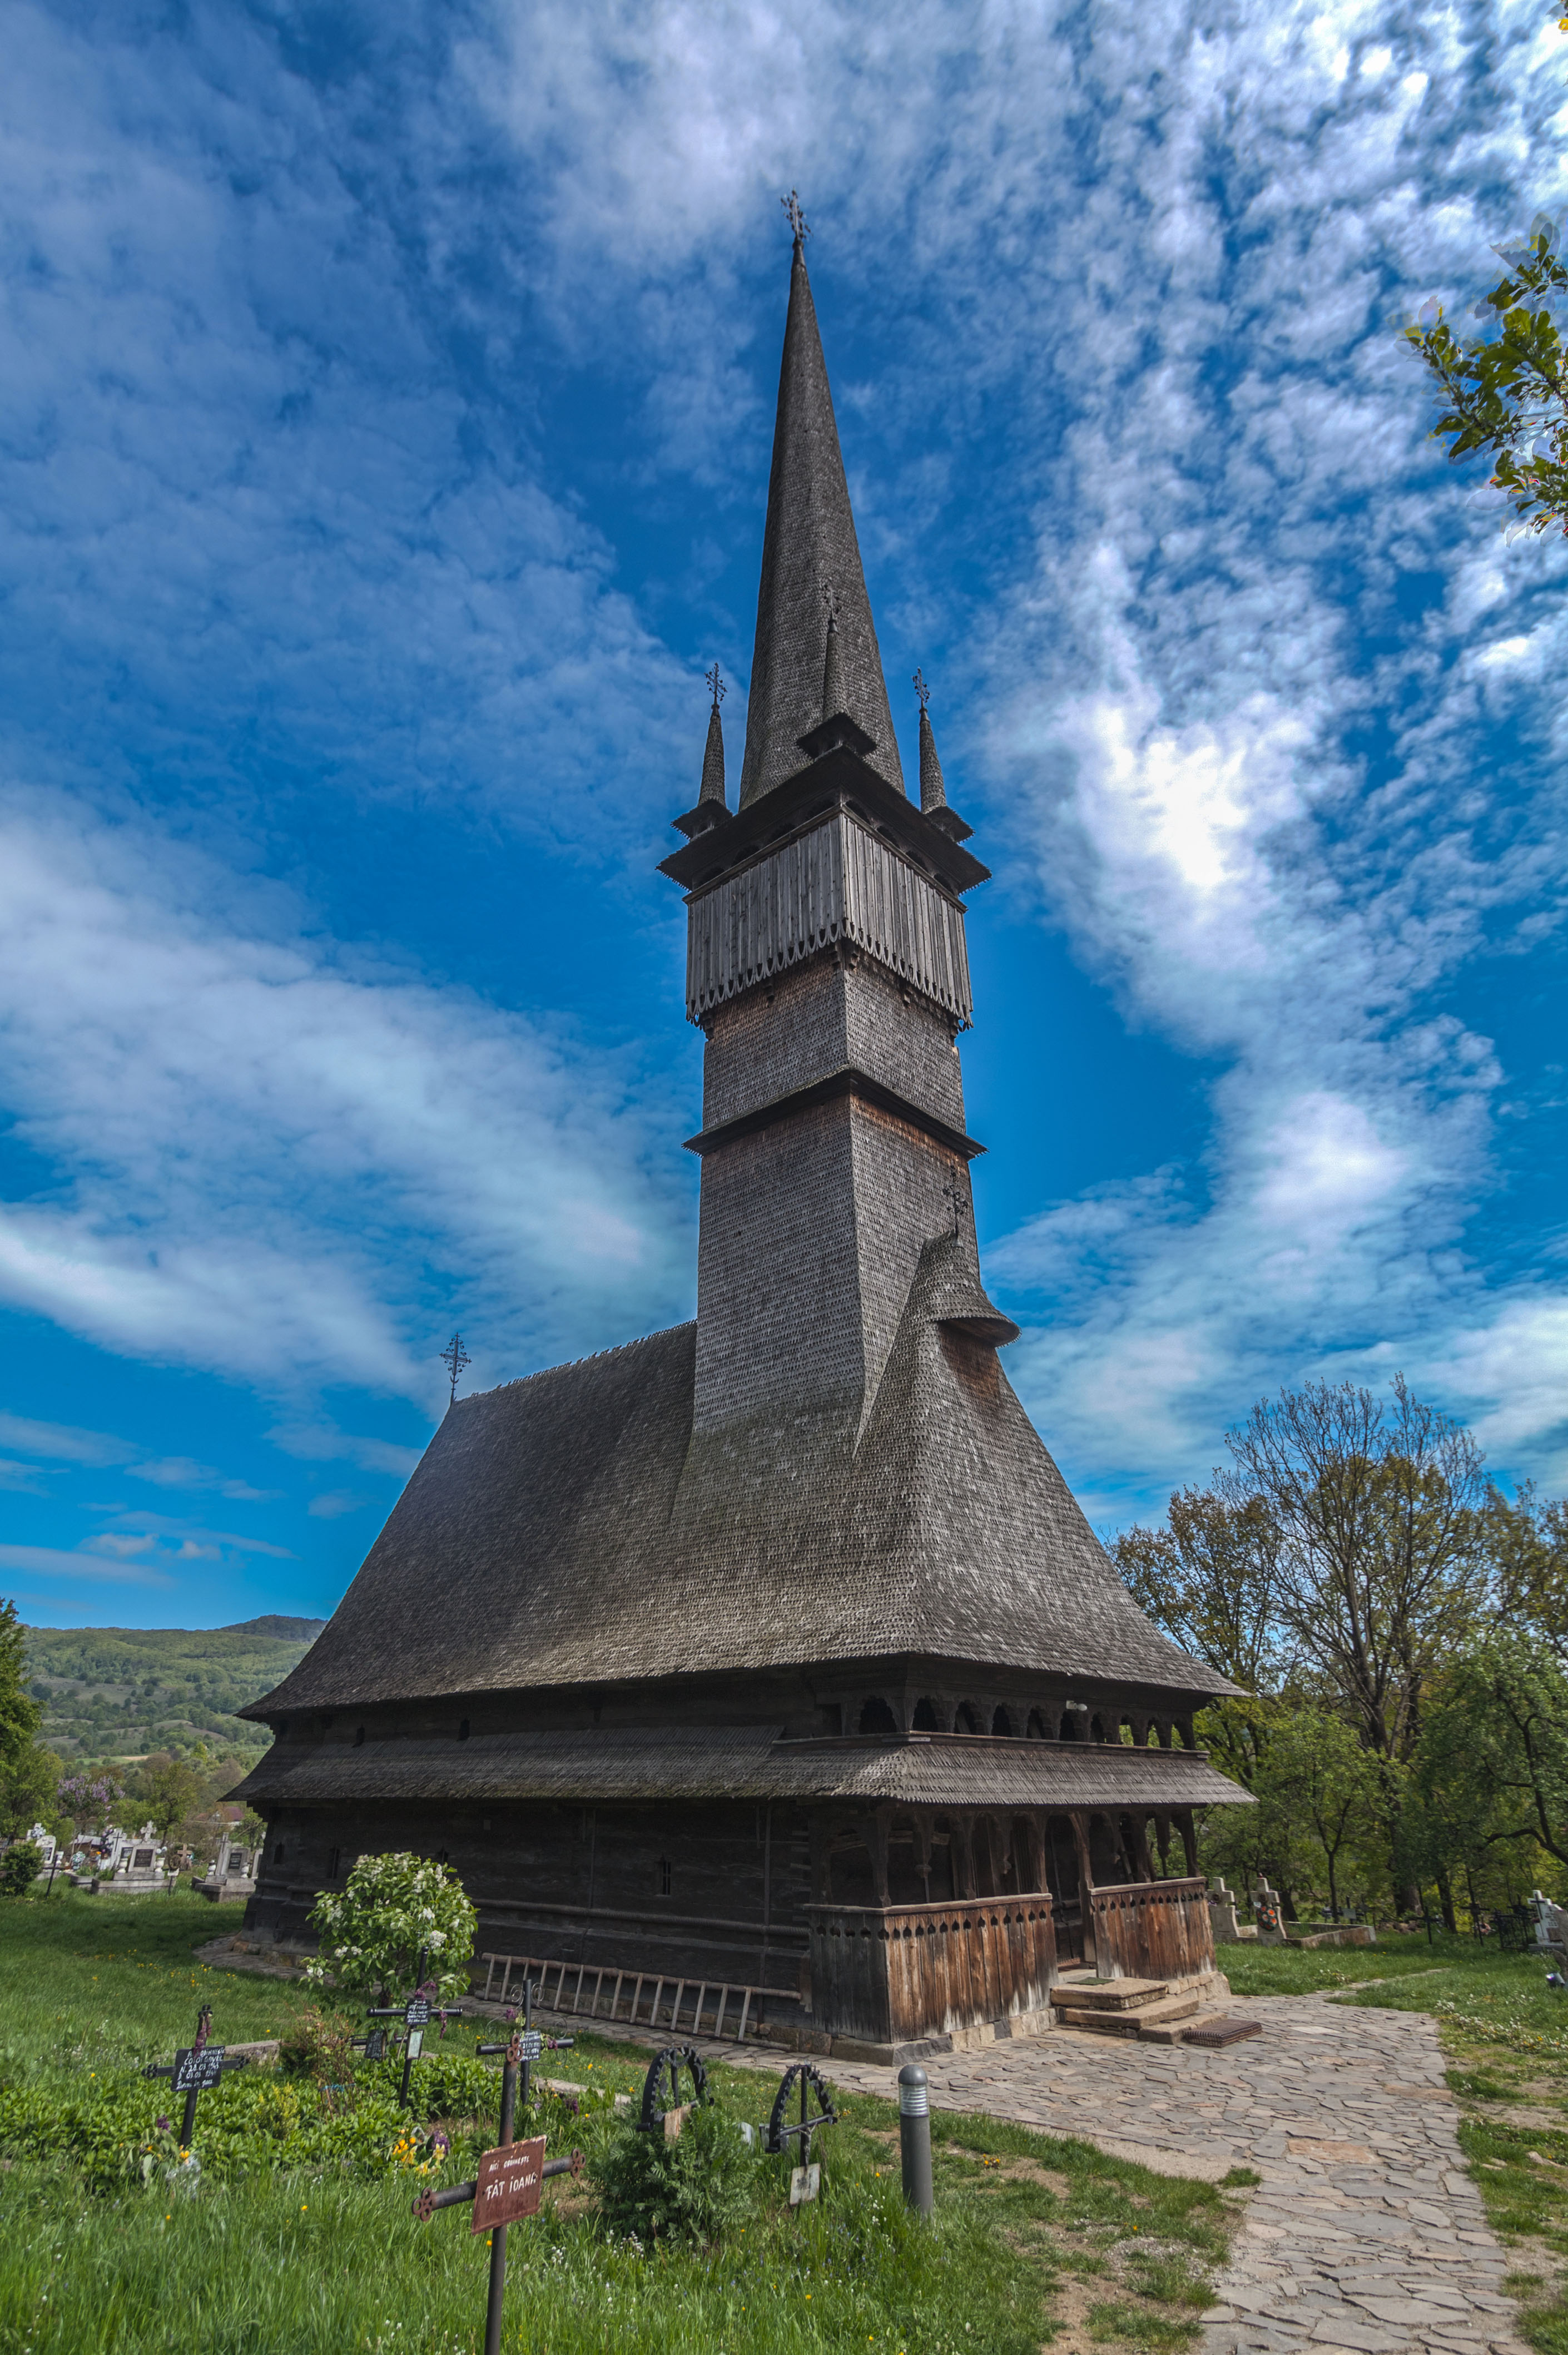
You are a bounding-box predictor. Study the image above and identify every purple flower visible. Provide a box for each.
[156,2116,171,2133]
[430,2128,450,2155]
[503,2006,517,2024]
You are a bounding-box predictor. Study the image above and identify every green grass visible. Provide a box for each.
[1217,1927,1491,1997]
[0,1892,1246,2354]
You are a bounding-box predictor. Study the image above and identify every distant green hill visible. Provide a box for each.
[23,1618,326,1763]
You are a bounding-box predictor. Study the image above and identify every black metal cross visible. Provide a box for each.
[705,662,725,709]
[912,666,931,713]
[782,188,810,246]
[440,1331,470,1407]
[362,1948,449,2108]
[411,1977,582,2355]
[142,2004,251,2150]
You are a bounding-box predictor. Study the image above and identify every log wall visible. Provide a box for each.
[1087,1877,1214,1982]
[806,1893,1057,2045]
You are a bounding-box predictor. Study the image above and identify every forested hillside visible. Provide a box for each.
[22,1618,324,1763]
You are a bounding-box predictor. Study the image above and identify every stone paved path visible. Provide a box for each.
[728,1994,1528,2355]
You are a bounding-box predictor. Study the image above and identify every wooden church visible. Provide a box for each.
[237,214,1246,2060]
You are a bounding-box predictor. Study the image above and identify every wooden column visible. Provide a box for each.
[1177,1811,1198,1876]
[1130,1815,1155,1882]
[870,1810,892,1907]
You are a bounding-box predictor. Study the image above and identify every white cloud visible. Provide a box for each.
[0,791,691,1405]
[0,1544,173,1585]
[1,0,1564,1522]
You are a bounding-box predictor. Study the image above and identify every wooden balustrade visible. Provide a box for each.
[806,1893,1057,2046]
[1087,1877,1214,1981]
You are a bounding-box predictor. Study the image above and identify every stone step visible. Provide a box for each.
[1181,2013,1263,2049]
[1049,1977,1172,2013]
[1057,1989,1205,2039]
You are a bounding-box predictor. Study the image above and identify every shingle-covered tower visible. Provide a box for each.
[235,217,1248,2063]
[664,210,998,1470]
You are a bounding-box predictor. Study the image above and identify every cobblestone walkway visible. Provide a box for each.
[766,1994,1526,2355]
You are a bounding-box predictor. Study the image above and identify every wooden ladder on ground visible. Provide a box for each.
[478,1951,798,2044]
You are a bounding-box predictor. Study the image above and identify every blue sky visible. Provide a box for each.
[3,0,1565,1632]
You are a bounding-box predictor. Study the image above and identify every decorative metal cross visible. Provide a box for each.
[142,2003,251,2150]
[440,1331,470,1407]
[782,188,810,246]
[362,1949,452,2108]
[411,1976,582,2355]
[912,666,931,713]
[705,662,725,709]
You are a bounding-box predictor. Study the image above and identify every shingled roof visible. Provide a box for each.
[232,1726,1247,1810]
[250,1236,1232,1719]
[737,222,904,808]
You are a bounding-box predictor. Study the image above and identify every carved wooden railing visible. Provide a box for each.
[807,1893,1056,2046]
[1087,1876,1214,1982]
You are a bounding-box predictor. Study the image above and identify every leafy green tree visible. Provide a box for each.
[1113,1484,1287,1693]
[1486,1481,1568,1658]
[0,1743,64,1842]
[0,1600,41,1767]
[1426,1635,1568,1873]
[132,1753,204,1847]
[304,1852,477,2001]
[1225,1376,1488,1764]
[1264,1708,1385,1921]
[1404,219,1568,538]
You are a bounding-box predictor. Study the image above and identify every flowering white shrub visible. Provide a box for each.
[304,1851,477,2000]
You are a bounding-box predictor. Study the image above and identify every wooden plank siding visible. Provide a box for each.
[1087,1877,1215,1982]
[806,1895,1057,2046]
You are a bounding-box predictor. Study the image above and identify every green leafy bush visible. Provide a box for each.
[277,2007,356,2084]
[0,1840,43,1897]
[303,1852,476,2001]
[0,2064,474,2194]
[589,2103,758,2247]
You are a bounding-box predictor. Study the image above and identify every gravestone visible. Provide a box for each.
[1207,1876,1241,1942]
[1531,1891,1567,1963]
[1253,1880,1287,1945]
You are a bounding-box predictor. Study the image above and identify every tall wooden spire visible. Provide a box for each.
[737,211,904,808]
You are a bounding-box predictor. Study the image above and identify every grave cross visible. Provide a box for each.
[361,1947,456,2108]
[142,2003,251,2150]
[411,1978,582,2355]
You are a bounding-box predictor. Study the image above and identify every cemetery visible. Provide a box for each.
[1,1852,1566,2352]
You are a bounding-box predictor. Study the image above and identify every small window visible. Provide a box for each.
[326,1846,340,1881]
[657,1857,673,1897]
[458,1718,470,1742]
[858,1695,899,1735]
[991,1705,1014,1737]
[273,1843,285,1865]
[353,1725,365,1748]
[912,1696,941,1731]
[956,1702,981,1734]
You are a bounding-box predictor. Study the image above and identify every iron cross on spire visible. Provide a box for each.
[440,1331,471,1408]
[782,189,810,247]
[705,662,725,709]
[912,667,931,713]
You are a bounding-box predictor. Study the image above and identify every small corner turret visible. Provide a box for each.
[912,669,974,845]
[671,663,732,842]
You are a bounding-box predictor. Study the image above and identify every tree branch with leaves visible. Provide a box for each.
[1404,216,1568,537]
